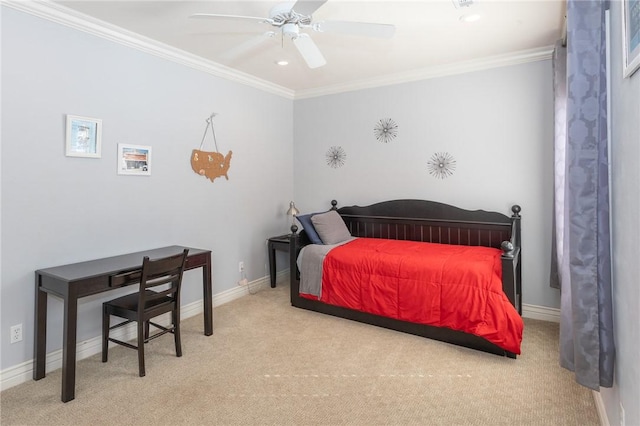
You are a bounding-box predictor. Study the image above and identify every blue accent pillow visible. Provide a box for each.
[296,213,323,244]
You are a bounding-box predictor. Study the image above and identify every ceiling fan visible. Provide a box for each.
[189,0,396,69]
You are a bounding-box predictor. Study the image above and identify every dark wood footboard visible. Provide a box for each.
[289,199,522,358]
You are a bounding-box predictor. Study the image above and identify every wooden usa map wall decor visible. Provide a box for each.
[191,113,232,182]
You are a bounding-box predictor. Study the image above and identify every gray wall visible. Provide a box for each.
[1,8,294,370]
[293,60,560,310]
[602,3,640,426]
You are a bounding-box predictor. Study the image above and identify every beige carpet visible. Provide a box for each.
[1,281,599,425]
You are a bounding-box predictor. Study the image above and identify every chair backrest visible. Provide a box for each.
[138,249,189,311]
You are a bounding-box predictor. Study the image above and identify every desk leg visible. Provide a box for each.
[33,274,47,380]
[61,291,78,403]
[268,242,276,288]
[202,254,213,336]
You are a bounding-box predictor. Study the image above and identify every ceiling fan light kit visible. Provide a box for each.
[190,0,396,69]
[452,0,475,9]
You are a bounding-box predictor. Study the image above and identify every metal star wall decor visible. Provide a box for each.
[326,146,347,168]
[374,118,398,143]
[427,152,457,179]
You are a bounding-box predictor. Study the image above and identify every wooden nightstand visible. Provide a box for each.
[268,234,291,288]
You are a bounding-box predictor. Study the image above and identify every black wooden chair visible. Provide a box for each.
[102,249,189,377]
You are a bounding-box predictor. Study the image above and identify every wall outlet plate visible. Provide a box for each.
[10,324,23,344]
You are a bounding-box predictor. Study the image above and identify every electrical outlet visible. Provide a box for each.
[10,324,23,344]
[239,261,244,272]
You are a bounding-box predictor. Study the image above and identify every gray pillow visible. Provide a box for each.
[311,210,352,244]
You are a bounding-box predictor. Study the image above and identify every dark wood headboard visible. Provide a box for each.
[334,199,521,251]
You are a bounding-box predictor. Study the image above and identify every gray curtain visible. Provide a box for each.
[555,0,615,390]
[550,39,567,290]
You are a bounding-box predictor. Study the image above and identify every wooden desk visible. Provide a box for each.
[33,245,213,402]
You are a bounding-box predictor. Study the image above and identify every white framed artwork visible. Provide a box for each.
[623,0,640,78]
[65,115,102,158]
[117,143,151,176]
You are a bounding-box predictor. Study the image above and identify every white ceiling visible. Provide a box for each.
[50,0,565,95]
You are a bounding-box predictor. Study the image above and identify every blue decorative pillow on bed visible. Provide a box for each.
[296,213,323,244]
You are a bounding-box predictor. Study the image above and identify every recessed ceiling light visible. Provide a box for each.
[460,13,481,23]
[275,60,289,66]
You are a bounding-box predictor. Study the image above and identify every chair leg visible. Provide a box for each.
[173,308,182,358]
[144,320,150,341]
[137,321,146,377]
[102,305,109,363]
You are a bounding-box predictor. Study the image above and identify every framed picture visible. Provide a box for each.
[65,115,102,158]
[623,0,640,78]
[117,143,152,176]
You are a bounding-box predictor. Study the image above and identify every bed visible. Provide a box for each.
[288,199,523,358]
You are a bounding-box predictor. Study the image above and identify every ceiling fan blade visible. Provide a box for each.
[314,20,396,38]
[189,13,271,23]
[219,32,276,62]
[292,34,326,69]
[291,0,328,17]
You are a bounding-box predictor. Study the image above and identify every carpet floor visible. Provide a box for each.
[0,281,600,425]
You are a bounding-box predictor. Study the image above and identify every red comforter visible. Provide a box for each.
[306,238,523,354]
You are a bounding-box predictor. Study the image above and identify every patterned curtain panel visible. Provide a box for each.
[558,0,615,390]
[550,40,567,291]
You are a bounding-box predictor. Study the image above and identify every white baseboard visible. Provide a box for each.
[522,303,560,323]
[0,274,274,392]
[592,390,610,426]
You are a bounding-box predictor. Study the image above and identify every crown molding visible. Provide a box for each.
[294,46,554,99]
[2,0,296,99]
[4,1,553,101]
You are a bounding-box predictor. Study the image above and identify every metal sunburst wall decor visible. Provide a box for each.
[427,152,457,179]
[374,118,398,143]
[326,146,347,168]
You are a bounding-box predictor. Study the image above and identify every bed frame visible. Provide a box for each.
[289,199,522,358]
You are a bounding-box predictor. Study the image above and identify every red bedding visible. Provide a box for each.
[303,238,523,354]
